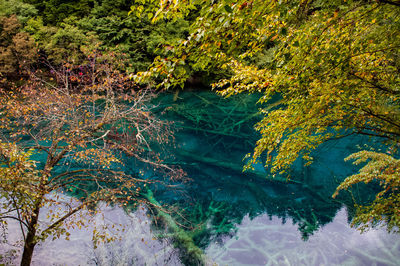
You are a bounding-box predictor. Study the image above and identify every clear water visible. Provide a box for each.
[143,91,400,265]
[4,91,399,265]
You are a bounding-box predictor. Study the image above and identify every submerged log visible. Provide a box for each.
[144,189,209,265]
[175,150,339,205]
[176,124,253,139]
[175,150,302,185]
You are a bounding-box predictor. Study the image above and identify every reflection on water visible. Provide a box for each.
[206,208,400,265]
[0,198,182,265]
[3,91,398,265]
[149,91,400,265]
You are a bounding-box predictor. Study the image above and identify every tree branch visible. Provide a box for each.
[40,203,86,237]
[0,215,29,229]
[379,0,400,7]
[350,72,400,95]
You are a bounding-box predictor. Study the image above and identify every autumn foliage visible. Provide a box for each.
[0,15,37,86]
[135,0,400,232]
[0,52,183,265]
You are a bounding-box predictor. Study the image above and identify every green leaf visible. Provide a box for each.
[224,5,233,13]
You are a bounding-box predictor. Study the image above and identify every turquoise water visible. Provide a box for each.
[139,91,400,265]
[11,90,398,265]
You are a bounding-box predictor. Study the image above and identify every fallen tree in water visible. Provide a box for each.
[143,189,209,265]
[175,150,301,185]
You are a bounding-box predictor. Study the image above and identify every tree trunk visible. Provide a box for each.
[20,230,37,266]
[20,201,41,266]
[21,150,51,265]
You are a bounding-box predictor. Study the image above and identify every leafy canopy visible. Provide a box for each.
[136,0,400,232]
